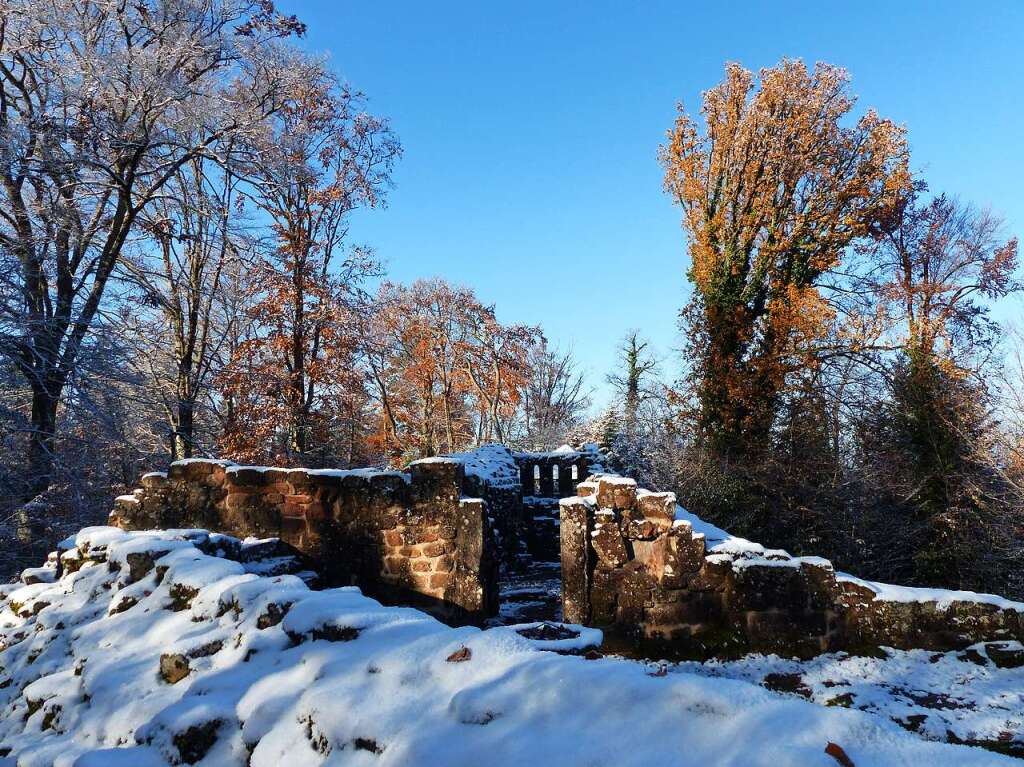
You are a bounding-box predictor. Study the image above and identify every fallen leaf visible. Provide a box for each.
[825,742,855,767]
[446,646,471,663]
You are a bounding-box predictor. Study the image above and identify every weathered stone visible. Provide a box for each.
[596,477,637,510]
[631,537,667,579]
[226,467,266,487]
[661,528,705,587]
[159,653,190,684]
[256,601,291,629]
[762,672,812,699]
[644,591,723,628]
[188,640,223,658]
[799,559,839,611]
[591,517,628,568]
[422,542,445,557]
[689,556,731,591]
[985,642,1024,668]
[168,584,199,612]
[172,719,222,764]
[125,549,171,584]
[636,491,676,523]
[140,473,168,490]
[729,562,807,613]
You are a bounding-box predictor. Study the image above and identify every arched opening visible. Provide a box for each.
[533,464,541,496]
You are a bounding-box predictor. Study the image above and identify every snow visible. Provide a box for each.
[674,504,732,545]
[499,622,603,653]
[19,567,56,585]
[677,503,1022,610]
[223,465,408,482]
[413,444,521,489]
[1,527,1018,766]
[169,458,236,467]
[602,476,637,487]
[836,573,1024,611]
[671,644,1024,753]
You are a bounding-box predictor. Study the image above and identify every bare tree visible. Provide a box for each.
[607,331,658,436]
[216,59,399,464]
[0,0,303,498]
[520,342,590,449]
[118,152,243,459]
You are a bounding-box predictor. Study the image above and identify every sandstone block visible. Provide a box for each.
[592,518,628,568]
[636,491,676,523]
[421,542,446,557]
[141,473,168,490]
[160,653,190,684]
[227,467,266,487]
[596,477,637,510]
[560,498,591,624]
[730,562,807,613]
[302,502,327,521]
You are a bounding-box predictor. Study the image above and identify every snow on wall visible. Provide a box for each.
[561,475,1024,658]
[108,457,498,623]
[411,444,521,490]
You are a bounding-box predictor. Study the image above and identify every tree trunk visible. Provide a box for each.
[173,399,195,460]
[26,382,60,501]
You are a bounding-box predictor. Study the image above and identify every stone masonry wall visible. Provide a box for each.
[514,450,593,565]
[109,458,499,625]
[561,475,1024,659]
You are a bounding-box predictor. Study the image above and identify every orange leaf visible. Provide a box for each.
[446,646,472,663]
[824,742,855,767]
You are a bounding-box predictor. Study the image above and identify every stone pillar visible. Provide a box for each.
[410,459,464,517]
[538,460,555,497]
[557,460,575,497]
[560,497,592,624]
[519,461,534,494]
[448,497,499,621]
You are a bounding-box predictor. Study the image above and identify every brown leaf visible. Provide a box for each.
[824,742,855,767]
[446,646,471,663]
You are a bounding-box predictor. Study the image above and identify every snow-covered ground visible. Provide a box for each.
[670,645,1024,757]
[1,527,1019,766]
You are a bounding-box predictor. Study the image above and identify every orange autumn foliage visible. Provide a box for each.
[360,279,542,465]
[660,59,911,455]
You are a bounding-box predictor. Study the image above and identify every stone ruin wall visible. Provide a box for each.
[105,446,1021,661]
[107,447,595,627]
[561,475,1024,659]
[109,457,499,625]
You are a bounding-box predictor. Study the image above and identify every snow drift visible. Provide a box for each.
[0,527,1017,766]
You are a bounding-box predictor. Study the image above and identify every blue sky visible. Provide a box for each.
[279,0,1024,408]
